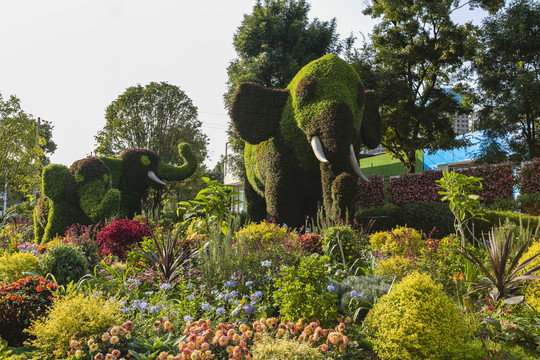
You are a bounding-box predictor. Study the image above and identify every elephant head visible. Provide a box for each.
[230,54,381,225]
[100,142,197,218]
[34,142,197,243]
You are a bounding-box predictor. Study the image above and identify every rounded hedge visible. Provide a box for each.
[364,272,483,360]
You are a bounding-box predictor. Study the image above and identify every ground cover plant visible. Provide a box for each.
[0,169,539,360]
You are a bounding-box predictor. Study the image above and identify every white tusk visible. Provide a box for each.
[311,136,329,163]
[349,145,368,181]
[147,171,167,186]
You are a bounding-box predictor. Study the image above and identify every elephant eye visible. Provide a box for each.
[357,82,365,108]
[295,76,317,105]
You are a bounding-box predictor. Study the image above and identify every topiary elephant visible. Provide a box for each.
[34,142,197,243]
[229,54,381,227]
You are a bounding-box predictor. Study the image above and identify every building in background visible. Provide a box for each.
[223,143,246,213]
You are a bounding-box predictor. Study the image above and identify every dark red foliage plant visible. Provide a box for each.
[0,276,58,347]
[97,219,152,261]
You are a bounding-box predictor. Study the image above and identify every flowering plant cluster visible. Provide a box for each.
[356,174,384,208]
[157,316,357,360]
[386,162,516,206]
[97,219,153,260]
[520,158,540,194]
[66,321,134,360]
[294,233,323,254]
[0,276,58,346]
[461,162,515,203]
[387,170,443,205]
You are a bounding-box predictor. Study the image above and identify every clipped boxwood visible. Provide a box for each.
[364,272,484,360]
[475,210,540,237]
[356,201,454,237]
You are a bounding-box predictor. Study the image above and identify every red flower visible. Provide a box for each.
[36,286,43,292]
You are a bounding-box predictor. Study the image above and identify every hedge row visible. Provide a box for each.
[357,161,526,207]
[356,203,540,239]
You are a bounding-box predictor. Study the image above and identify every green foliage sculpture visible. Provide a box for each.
[229,54,381,226]
[34,143,197,243]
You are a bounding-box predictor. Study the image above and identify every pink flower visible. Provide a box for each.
[218,335,229,347]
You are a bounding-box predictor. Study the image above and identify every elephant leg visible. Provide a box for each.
[78,182,121,222]
[331,173,358,220]
[264,168,304,228]
[244,174,266,222]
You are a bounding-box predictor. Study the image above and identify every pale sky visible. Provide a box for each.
[0,0,484,168]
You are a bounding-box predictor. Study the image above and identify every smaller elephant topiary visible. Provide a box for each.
[230,54,382,227]
[34,142,197,243]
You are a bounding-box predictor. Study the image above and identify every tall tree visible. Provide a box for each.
[473,0,540,163]
[224,0,352,178]
[355,0,503,173]
[0,93,52,204]
[94,82,209,218]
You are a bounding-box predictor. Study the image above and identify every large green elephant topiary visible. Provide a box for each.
[230,54,381,226]
[34,143,197,243]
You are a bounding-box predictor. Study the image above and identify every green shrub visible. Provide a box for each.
[26,292,122,357]
[523,240,540,312]
[0,252,39,284]
[40,242,88,285]
[322,226,365,275]
[416,235,462,294]
[251,334,323,360]
[364,272,484,360]
[476,210,540,238]
[273,254,339,327]
[357,202,454,237]
[339,274,392,322]
[232,221,306,292]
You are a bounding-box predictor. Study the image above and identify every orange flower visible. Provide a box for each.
[11,295,17,301]
[18,297,23,303]
[36,286,43,292]
[452,274,458,282]
[459,273,465,281]
[46,283,53,290]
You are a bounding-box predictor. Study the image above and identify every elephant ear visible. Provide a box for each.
[229,82,290,145]
[361,90,382,149]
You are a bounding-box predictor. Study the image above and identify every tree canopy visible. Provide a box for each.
[224,0,352,178]
[95,81,208,164]
[0,93,54,204]
[94,82,209,218]
[352,0,503,173]
[473,0,540,163]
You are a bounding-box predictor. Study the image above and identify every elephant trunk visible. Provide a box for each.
[309,103,370,219]
[156,143,197,182]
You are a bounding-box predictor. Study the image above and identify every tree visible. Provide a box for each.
[473,0,540,163]
[224,0,352,178]
[354,0,503,173]
[0,93,51,205]
[94,82,209,218]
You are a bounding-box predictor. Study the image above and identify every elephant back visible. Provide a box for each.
[66,157,112,204]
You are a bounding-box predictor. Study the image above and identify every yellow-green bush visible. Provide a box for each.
[251,334,323,360]
[369,226,423,254]
[235,221,289,247]
[25,292,122,358]
[370,226,424,279]
[523,240,540,312]
[364,272,484,360]
[0,252,39,284]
